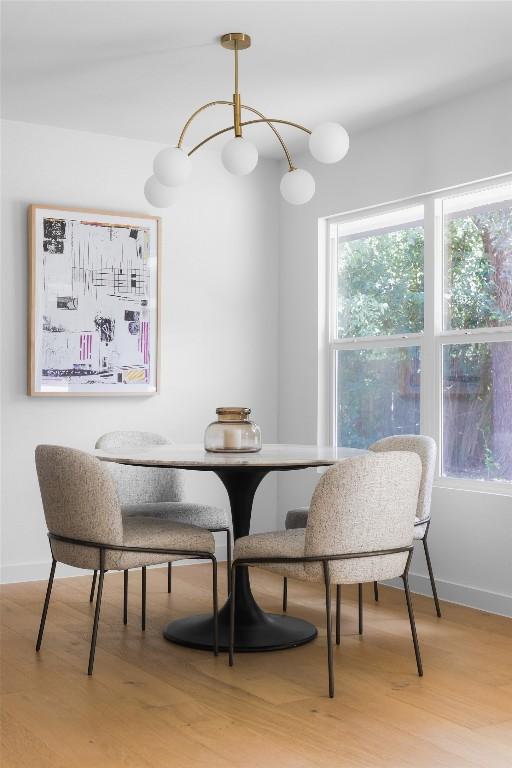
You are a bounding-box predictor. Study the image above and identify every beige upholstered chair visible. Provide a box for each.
[35,445,218,675]
[229,452,423,697]
[283,435,441,618]
[92,431,231,620]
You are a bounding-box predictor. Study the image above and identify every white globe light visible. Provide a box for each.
[280,168,315,205]
[153,147,191,186]
[309,122,349,164]
[222,137,258,176]
[144,176,178,208]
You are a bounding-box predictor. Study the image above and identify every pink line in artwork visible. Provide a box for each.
[80,333,92,360]
[138,322,150,366]
[144,321,149,365]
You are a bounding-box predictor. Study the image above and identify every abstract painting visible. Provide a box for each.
[29,205,160,395]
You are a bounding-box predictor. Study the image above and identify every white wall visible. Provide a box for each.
[0,119,280,582]
[278,80,512,616]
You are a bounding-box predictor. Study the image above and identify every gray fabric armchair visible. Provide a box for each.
[282,435,441,618]
[91,431,232,619]
[229,452,423,697]
[35,445,218,675]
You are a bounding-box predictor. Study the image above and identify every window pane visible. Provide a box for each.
[336,347,420,448]
[336,207,424,338]
[442,342,512,482]
[443,184,512,330]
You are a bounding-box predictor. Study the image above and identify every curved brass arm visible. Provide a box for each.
[244,118,311,136]
[187,116,312,169]
[241,105,294,170]
[178,99,311,170]
[188,125,236,156]
[177,100,234,148]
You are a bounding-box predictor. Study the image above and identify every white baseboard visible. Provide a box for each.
[385,572,512,618]
[0,541,228,585]
[2,551,510,618]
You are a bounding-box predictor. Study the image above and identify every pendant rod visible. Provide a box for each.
[233,41,242,137]
[234,41,239,95]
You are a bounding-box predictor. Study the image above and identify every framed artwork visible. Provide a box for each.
[28,205,160,396]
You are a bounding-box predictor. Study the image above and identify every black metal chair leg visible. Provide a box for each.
[167,561,172,593]
[373,581,379,602]
[282,577,288,613]
[323,562,334,698]
[123,570,128,625]
[402,573,423,677]
[141,566,147,631]
[36,558,57,651]
[358,583,363,635]
[89,570,97,603]
[422,537,441,618]
[336,584,341,645]
[229,564,237,667]
[88,551,105,675]
[226,530,232,596]
[212,557,219,656]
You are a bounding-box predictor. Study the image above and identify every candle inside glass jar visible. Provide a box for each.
[223,428,242,450]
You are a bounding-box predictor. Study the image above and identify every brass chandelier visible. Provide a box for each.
[144,32,349,207]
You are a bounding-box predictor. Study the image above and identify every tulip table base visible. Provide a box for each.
[164,467,318,652]
[163,588,318,652]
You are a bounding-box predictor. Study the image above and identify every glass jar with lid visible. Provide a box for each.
[204,407,262,453]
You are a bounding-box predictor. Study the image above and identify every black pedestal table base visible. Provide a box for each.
[163,466,318,652]
[164,601,318,652]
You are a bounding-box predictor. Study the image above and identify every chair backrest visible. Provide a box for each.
[370,435,436,522]
[95,431,184,505]
[35,445,123,545]
[305,452,422,562]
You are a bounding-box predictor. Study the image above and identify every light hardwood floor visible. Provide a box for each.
[1,565,511,767]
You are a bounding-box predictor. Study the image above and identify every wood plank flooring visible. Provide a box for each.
[1,565,511,767]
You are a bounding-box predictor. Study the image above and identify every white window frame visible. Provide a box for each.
[321,172,512,495]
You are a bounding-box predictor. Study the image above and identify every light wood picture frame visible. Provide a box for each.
[28,204,161,396]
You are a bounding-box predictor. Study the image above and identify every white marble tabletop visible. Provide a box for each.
[94,443,366,469]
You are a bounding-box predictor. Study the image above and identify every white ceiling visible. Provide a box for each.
[2,1,512,159]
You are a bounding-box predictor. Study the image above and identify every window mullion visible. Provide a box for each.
[421,196,441,468]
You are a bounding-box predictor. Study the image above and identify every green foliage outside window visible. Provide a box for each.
[337,226,424,338]
[336,206,511,481]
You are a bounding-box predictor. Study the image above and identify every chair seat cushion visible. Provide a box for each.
[234,530,308,580]
[285,507,309,529]
[52,516,215,571]
[234,526,410,585]
[122,501,230,530]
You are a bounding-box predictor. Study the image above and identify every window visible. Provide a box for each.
[336,205,424,338]
[441,182,512,483]
[442,342,512,481]
[331,205,424,450]
[326,177,512,489]
[336,346,421,449]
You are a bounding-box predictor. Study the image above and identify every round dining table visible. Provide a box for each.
[96,443,365,653]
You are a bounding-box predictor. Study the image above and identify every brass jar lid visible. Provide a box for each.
[216,407,251,416]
